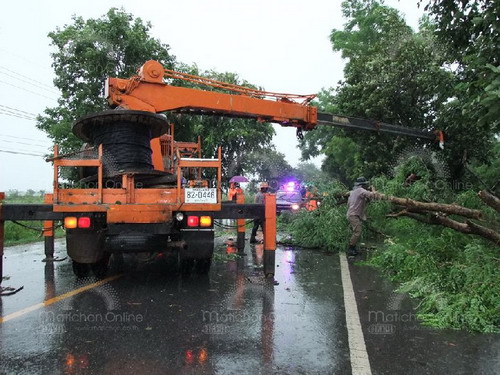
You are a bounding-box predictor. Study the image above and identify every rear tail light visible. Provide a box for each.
[64,217,78,229]
[77,217,91,228]
[64,216,91,229]
[187,216,199,227]
[200,216,212,227]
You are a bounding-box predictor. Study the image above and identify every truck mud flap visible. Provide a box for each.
[180,230,215,259]
[67,229,106,264]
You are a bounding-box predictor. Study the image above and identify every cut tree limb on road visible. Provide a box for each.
[371,192,483,220]
[369,191,498,245]
[325,189,499,244]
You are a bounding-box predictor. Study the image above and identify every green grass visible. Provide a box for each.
[3,192,64,246]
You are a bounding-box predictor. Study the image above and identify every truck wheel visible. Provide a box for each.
[72,261,90,278]
[91,253,110,279]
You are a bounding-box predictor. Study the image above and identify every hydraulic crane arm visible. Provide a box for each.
[106,60,317,129]
[317,113,438,141]
[106,60,444,147]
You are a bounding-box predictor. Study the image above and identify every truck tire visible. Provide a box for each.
[72,261,90,278]
[91,253,110,279]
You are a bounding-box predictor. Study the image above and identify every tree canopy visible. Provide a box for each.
[300,0,498,184]
[37,8,175,153]
[423,0,500,178]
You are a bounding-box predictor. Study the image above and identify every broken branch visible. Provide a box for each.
[372,192,483,220]
[478,190,500,213]
[388,211,500,246]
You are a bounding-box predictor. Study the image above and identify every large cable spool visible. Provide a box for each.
[73,110,168,176]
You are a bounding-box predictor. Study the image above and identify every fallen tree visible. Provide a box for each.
[386,210,500,245]
[326,189,499,246]
[366,191,499,246]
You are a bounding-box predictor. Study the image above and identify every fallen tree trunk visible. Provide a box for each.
[387,211,500,246]
[337,189,497,244]
[372,192,483,220]
[478,190,500,213]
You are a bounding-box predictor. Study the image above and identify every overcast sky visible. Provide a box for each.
[0,0,423,191]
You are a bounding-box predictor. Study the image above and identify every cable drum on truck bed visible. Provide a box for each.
[73,110,169,176]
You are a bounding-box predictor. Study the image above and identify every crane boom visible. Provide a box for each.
[105,60,443,146]
[317,113,438,140]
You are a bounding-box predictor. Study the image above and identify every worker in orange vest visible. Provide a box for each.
[228,182,243,201]
[305,186,318,211]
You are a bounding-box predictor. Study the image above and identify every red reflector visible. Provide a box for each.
[187,216,199,227]
[77,217,91,228]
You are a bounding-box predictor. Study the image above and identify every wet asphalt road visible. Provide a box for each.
[0,238,498,375]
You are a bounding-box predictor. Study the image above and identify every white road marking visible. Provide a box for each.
[339,252,372,375]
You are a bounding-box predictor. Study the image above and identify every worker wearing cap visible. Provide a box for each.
[250,182,269,243]
[346,177,376,256]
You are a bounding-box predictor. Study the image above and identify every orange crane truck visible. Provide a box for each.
[0,60,444,282]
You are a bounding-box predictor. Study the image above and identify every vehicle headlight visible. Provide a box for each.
[291,204,300,210]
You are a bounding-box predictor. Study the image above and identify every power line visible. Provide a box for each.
[0,65,55,91]
[0,136,50,148]
[0,139,49,149]
[0,110,36,121]
[0,70,59,95]
[0,134,51,144]
[0,144,46,154]
[0,149,45,157]
[0,107,37,120]
[0,109,36,121]
[0,79,57,102]
[0,104,37,117]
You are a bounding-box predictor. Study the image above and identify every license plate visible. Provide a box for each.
[184,188,217,204]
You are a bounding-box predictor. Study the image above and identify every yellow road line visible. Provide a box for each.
[0,274,122,324]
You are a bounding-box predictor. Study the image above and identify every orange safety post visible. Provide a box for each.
[43,194,55,261]
[52,145,59,204]
[0,192,4,284]
[263,193,276,277]
[236,193,246,253]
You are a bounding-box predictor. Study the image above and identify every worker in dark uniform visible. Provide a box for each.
[250,182,269,243]
[346,177,376,256]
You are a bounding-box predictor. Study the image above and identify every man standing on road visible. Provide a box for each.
[346,177,376,256]
[250,182,269,243]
